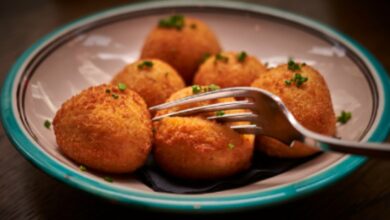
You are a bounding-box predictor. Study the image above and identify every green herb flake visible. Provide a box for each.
[105,89,111,94]
[44,120,51,129]
[236,51,247,62]
[288,59,301,71]
[284,73,308,88]
[293,73,308,87]
[216,110,225,117]
[138,60,154,70]
[79,165,87,172]
[208,84,220,91]
[192,85,202,94]
[118,83,127,91]
[337,111,352,124]
[158,14,185,30]
[103,176,113,183]
[112,93,119,99]
[200,52,211,64]
[228,143,235,149]
[215,53,229,63]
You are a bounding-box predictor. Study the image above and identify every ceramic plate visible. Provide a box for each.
[1,0,389,213]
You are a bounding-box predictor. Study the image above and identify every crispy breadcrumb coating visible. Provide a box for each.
[53,84,152,173]
[153,86,254,180]
[112,59,185,106]
[194,51,267,88]
[154,117,253,180]
[141,17,221,83]
[251,63,336,158]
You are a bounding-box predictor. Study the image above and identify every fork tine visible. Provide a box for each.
[152,100,255,121]
[207,112,258,123]
[149,87,254,112]
[230,124,263,134]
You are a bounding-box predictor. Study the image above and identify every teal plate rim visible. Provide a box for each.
[1,0,390,213]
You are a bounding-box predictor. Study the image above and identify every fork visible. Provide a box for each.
[150,87,390,158]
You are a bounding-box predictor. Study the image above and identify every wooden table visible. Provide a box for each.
[1,0,389,219]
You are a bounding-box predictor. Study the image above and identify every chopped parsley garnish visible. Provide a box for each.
[192,84,220,94]
[285,73,308,87]
[208,84,220,91]
[293,73,308,87]
[192,85,202,94]
[216,110,225,116]
[138,60,154,70]
[105,89,111,94]
[44,120,51,129]
[112,93,119,99]
[236,51,247,62]
[190,23,197,29]
[337,111,352,124]
[103,176,113,182]
[158,14,185,30]
[79,165,87,172]
[118,83,126,91]
[200,52,211,63]
[288,59,301,71]
[215,53,229,63]
[228,143,235,149]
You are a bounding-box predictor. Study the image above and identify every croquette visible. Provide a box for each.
[155,85,230,118]
[194,51,268,88]
[141,15,221,83]
[251,62,336,158]
[153,86,254,180]
[53,84,152,173]
[154,117,254,180]
[111,59,185,106]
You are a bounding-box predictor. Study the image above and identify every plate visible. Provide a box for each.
[1,0,389,212]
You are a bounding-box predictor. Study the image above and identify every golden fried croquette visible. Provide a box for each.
[155,85,229,118]
[154,117,253,180]
[53,84,152,173]
[153,86,254,180]
[141,15,221,83]
[251,62,336,158]
[194,51,268,88]
[111,59,185,106]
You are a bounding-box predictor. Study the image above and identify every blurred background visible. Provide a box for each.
[0,0,389,219]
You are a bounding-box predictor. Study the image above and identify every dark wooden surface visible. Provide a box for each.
[1,0,389,219]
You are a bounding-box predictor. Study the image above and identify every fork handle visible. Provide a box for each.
[300,134,390,158]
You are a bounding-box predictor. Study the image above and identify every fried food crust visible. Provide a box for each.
[141,17,221,83]
[53,84,152,173]
[112,59,185,106]
[153,87,254,180]
[154,117,253,180]
[251,64,336,158]
[194,51,267,88]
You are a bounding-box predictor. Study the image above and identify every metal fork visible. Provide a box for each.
[149,87,390,158]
